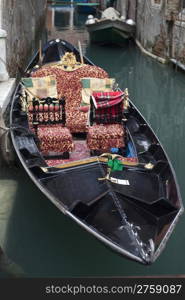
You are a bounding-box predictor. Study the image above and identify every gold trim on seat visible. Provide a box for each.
[41,155,139,171]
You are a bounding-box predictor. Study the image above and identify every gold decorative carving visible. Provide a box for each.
[52,52,85,71]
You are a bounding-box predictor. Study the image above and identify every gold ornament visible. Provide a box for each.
[52,52,86,72]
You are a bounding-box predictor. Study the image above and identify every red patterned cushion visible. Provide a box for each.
[37,125,73,154]
[87,124,124,151]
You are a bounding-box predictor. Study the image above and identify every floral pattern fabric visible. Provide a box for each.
[87,124,124,151]
[37,125,74,155]
[32,65,108,133]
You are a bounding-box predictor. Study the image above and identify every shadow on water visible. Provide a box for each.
[1,5,185,277]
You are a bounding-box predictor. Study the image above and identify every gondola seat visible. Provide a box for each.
[21,75,74,157]
[26,97,73,157]
[28,97,74,157]
[31,56,109,133]
[87,91,125,153]
[87,124,125,152]
[37,125,73,156]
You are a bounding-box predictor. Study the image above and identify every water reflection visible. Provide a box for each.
[0,5,185,277]
[46,5,88,50]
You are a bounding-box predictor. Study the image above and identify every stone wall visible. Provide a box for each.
[115,0,136,21]
[1,0,47,77]
[136,0,169,58]
[114,0,185,64]
[136,0,185,60]
[173,10,185,64]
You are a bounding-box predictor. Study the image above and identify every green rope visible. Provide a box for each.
[107,158,123,171]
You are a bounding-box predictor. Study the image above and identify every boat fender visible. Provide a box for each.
[120,16,126,21]
[110,147,119,154]
[85,15,96,25]
[126,19,135,26]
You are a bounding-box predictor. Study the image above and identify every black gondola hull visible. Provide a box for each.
[10,39,184,265]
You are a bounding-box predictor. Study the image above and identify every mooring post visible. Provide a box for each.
[115,0,129,20]
[0,28,9,82]
[100,0,106,10]
[0,106,5,165]
[0,0,9,82]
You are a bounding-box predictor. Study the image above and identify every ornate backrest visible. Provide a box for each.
[20,75,66,130]
[27,97,66,129]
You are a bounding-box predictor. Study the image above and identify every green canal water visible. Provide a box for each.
[0,6,185,277]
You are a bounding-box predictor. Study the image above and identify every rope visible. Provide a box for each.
[0,124,39,153]
[0,125,10,153]
[0,57,7,67]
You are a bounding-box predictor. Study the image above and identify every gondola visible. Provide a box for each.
[10,39,183,265]
[85,7,135,46]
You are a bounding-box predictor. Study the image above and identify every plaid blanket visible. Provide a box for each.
[92,91,124,124]
[80,77,115,112]
[22,76,58,100]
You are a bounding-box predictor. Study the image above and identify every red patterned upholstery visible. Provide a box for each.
[26,97,73,156]
[37,125,73,155]
[32,65,108,133]
[87,124,124,151]
[87,90,125,153]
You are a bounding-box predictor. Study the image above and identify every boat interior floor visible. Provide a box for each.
[80,190,178,253]
[39,160,178,217]
[45,134,91,167]
[39,162,109,211]
[110,168,165,205]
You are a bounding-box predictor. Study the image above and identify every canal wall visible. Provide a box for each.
[173,10,185,65]
[114,0,185,68]
[0,0,47,164]
[1,0,47,77]
[136,0,182,60]
[136,0,185,67]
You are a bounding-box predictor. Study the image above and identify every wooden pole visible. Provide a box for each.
[100,0,106,10]
[78,40,84,64]
[39,40,43,65]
